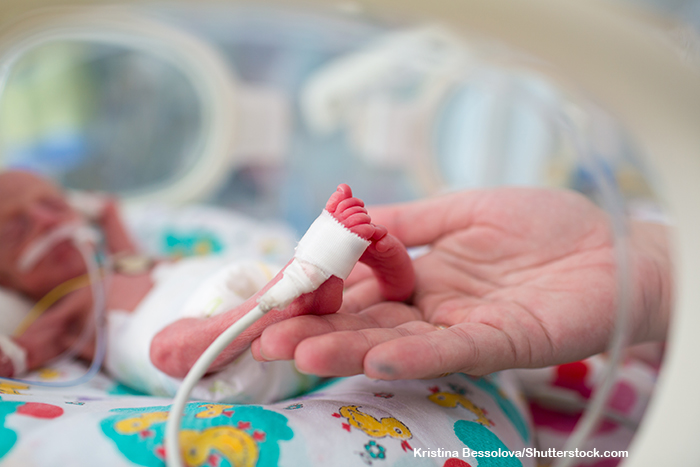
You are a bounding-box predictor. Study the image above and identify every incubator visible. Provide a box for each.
[0,1,698,466]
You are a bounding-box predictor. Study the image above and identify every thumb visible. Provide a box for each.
[367,191,482,247]
[362,322,521,379]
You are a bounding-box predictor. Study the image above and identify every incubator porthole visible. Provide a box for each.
[0,40,204,196]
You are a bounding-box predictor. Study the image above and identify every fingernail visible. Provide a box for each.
[257,345,272,362]
[371,363,397,377]
[294,362,312,375]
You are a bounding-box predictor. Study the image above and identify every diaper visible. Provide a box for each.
[104,256,319,403]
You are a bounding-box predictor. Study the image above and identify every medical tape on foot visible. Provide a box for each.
[0,335,27,376]
[257,210,371,312]
[295,210,371,279]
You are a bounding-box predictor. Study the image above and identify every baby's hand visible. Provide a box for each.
[14,287,94,371]
[73,194,139,256]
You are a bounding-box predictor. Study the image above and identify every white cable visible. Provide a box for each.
[165,304,267,467]
[257,259,328,312]
[165,209,371,467]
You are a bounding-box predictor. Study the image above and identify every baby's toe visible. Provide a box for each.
[325,184,353,212]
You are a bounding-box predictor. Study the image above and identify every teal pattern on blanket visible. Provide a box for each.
[107,382,149,397]
[454,420,522,467]
[460,374,530,443]
[163,230,224,258]
[0,398,23,459]
[101,402,293,467]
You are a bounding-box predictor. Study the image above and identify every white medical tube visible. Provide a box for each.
[165,209,370,467]
[165,304,267,467]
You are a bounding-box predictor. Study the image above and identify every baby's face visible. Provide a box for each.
[0,171,86,299]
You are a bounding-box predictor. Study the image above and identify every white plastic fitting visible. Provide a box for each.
[256,210,371,312]
[0,335,27,376]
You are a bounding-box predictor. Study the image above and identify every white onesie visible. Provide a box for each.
[104,256,320,404]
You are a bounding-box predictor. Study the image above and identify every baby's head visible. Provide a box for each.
[0,170,86,300]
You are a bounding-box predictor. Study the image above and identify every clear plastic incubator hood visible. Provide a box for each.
[0,1,698,466]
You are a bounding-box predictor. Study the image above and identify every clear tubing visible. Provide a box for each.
[43,271,111,369]
[508,80,631,467]
[0,239,109,388]
[551,110,630,467]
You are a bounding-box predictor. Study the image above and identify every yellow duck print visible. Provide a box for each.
[337,405,413,451]
[180,426,258,467]
[428,391,493,427]
[195,404,235,419]
[0,381,29,395]
[37,368,61,380]
[115,411,169,435]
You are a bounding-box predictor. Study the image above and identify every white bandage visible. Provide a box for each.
[257,210,371,312]
[0,335,27,376]
[294,210,371,279]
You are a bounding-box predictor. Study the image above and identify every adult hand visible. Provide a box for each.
[251,188,671,379]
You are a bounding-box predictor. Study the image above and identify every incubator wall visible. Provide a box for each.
[0,1,697,466]
[0,4,666,232]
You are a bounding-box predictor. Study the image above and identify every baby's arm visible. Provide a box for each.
[99,198,139,256]
[6,287,94,376]
[1,272,153,378]
[68,191,138,256]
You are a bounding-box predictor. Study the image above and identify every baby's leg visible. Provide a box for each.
[150,184,414,378]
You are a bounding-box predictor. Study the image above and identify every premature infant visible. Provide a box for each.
[0,171,414,403]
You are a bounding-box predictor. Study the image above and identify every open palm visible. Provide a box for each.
[252,188,665,380]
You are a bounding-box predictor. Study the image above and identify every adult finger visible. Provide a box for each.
[293,320,441,376]
[339,277,385,314]
[251,302,421,361]
[361,322,523,379]
[367,191,482,247]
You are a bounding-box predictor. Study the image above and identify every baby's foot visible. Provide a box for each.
[326,184,414,301]
[150,184,414,377]
[325,184,378,240]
